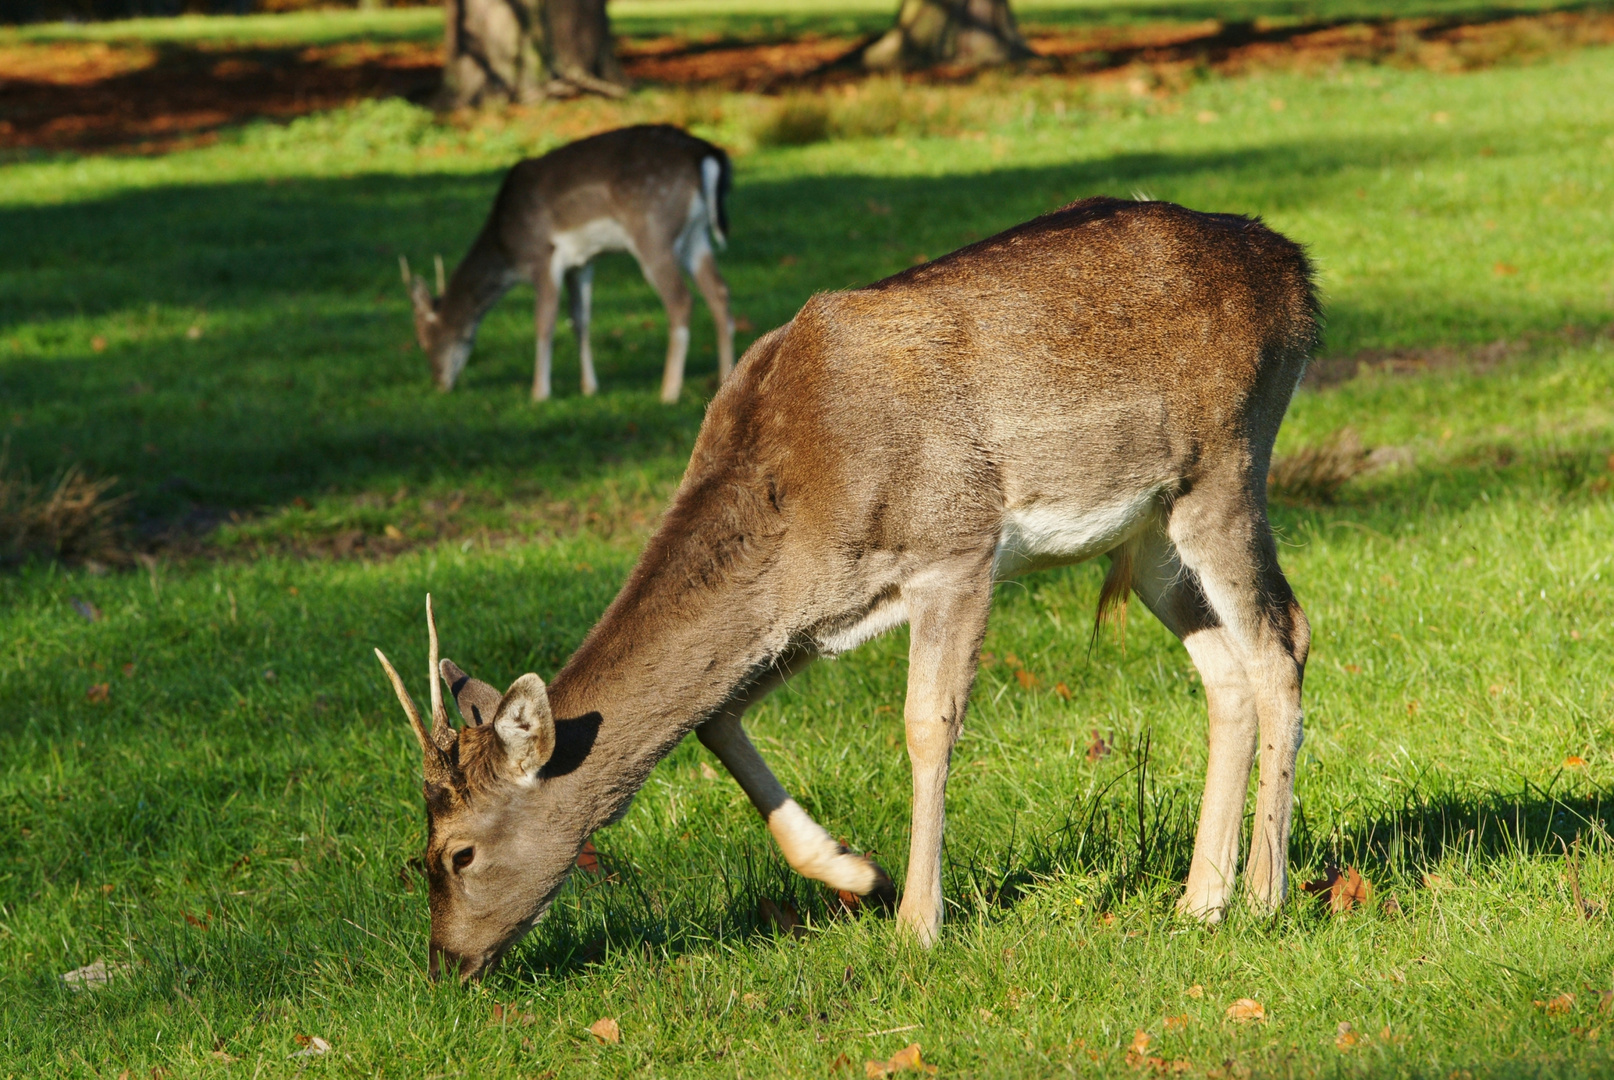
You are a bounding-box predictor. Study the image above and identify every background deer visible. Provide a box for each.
[376,197,1319,979]
[403,124,735,403]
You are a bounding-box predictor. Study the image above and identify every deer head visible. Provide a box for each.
[399,256,470,392]
[375,596,586,980]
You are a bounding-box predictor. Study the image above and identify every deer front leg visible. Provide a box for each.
[898,559,994,945]
[565,263,598,396]
[698,713,893,901]
[532,271,562,402]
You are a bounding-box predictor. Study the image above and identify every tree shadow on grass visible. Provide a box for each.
[4,124,1599,536]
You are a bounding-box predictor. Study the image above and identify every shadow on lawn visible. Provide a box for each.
[3,124,1595,540]
[496,752,1613,980]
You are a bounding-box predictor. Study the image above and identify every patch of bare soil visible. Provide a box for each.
[619,7,1614,91]
[5,8,1612,151]
[0,38,440,151]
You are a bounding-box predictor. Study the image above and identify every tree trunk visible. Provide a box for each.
[435,0,625,109]
[862,0,1034,70]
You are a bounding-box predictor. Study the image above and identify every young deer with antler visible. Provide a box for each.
[403,124,734,403]
[377,197,1319,979]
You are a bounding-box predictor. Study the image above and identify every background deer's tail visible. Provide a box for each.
[701,151,732,249]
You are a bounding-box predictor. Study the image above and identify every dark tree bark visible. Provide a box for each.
[862,0,1034,70]
[436,0,626,109]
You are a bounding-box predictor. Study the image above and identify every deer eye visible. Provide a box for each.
[452,847,475,872]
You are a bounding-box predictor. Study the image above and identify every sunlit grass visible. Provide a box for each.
[2,15,1613,1079]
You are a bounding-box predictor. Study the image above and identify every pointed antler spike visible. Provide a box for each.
[434,254,446,297]
[376,647,432,755]
[399,254,411,286]
[426,595,453,749]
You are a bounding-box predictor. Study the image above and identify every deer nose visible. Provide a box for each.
[428,941,488,982]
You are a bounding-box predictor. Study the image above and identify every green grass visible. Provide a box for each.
[3,18,1614,1080]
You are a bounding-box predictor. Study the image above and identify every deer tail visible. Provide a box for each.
[1092,537,1136,650]
[701,152,731,250]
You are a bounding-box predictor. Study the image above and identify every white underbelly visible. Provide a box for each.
[815,592,908,656]
[992,493,1158,579]
[550,218,635,282]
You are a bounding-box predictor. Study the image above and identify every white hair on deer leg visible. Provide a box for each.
[767,799,880,893]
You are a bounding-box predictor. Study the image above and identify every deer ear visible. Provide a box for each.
[408,276,438,320]
[492,673,555,777]
[440,659,502,727]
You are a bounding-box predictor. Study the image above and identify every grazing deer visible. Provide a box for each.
[402,124,735,403]
[376,197,1319,979]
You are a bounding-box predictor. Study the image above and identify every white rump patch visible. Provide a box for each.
[993,492,1160,579]
[674,189,713,274]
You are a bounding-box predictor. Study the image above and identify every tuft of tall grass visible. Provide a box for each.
[0,446,129,565]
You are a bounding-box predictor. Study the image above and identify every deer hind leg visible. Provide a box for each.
[637,251,694,404]
[696,653,895,902]
[1127,526,1259,921]
[898,556,995,946]
[687,248,735,383]
[532,271,562,402]
[565,263,598,396]
[1162,474,1309,916]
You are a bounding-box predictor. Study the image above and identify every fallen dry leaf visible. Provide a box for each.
[1186,984,1204,999]
[1130,1029,1153,1056]
[576,839,602,877]
[1565,755,1587,769]
[1494,261,1519,276]
[1165,1014,1189,1031]
[588,1017,621,1043]
[183,910,211,930]
[830,1051,852,1073]
[1301,864,1373,913]
[865,1042,937,1077]
[1086,729,1112,762]
[1055,681,1071,699]
[86,682,110,703]
[1335,1021,1359,1050]
[1225,998,1265,1023]
[1015,668,1038,690]
[759,896,808,939]
[288,1035,330,1059]
[1537,993,1575,1016]
[700,761,719,780]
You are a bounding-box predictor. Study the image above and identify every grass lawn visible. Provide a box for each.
[3,11,1614,1078]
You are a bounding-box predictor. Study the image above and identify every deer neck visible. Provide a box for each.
[435,230,519,344]
[543,471,791,830]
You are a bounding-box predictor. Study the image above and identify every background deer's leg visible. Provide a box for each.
[636,251,693,404]
[1164,473,1309,915]
[690,251,734,382]
[898,556,995,945]
[1127,526,1259,921]
[532,271,561,402]
[566,262,598,396]
[696,654,895,901]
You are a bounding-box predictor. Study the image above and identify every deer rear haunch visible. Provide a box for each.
[403,124,735,403]
[375,197,1319,978]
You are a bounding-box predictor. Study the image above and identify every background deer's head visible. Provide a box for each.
[375,597,585,980]
[399,256,471,392]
